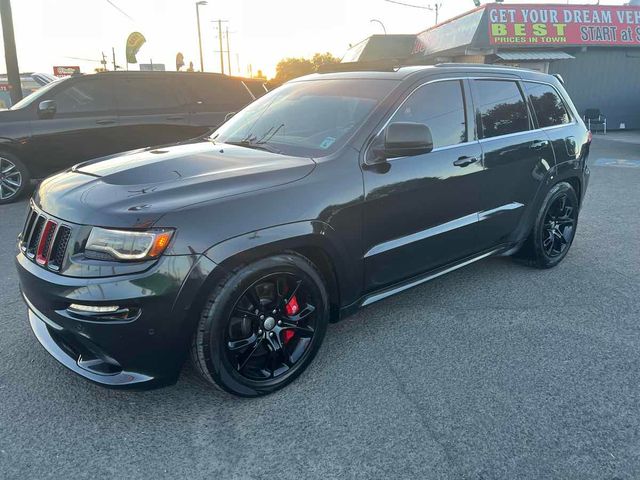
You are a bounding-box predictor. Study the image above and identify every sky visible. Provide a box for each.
[0,0,629,78]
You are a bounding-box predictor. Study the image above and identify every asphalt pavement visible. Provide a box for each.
[0,133,639,479]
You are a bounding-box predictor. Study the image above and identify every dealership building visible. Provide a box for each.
[345,3,640,129]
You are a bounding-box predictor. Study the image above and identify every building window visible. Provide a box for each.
[472,80,530,139]
[524,82,571,128]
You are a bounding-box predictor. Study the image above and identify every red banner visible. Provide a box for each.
[487,4,640,46]
[53,66,80,77]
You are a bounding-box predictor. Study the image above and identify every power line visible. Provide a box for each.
[105,0,135,22]
[384,0,433,10]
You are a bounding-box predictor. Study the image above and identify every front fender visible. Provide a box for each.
[204,220,362,309]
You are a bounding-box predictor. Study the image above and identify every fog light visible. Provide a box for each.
[68,304,120,314]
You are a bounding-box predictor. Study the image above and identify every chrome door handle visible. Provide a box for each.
[530,140,549,149]
[453,156,479,167]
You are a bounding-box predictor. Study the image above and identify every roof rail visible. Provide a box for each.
[316,59,405,74]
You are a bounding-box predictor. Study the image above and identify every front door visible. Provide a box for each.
[362,79,484,291]
[28,76,119,175]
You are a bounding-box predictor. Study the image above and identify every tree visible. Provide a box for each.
[274,57,314,84]
[311,52,341,70]
[273,52,342,85]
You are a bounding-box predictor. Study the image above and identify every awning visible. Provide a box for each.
[496,51,575,61]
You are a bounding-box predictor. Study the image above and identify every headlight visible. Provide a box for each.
[85,227,174,261]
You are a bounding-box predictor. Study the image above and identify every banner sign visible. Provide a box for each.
[487,4,640,46]
[126,32,146,64]
[53,66,80,77]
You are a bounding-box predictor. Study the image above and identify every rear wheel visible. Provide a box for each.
[191,253,329,397]
[0,152,30,204]
[518,182,579,269]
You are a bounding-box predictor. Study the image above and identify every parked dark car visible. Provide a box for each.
[0,71,266,203]
[16,64,590,396]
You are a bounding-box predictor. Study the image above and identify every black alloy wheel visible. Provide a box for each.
[225,272,318,381]
[191,253,328,397]
[517,181,579,269]
[541,192,577,258]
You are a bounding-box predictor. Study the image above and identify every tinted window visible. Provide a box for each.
[473,80,530,139]
[524,81,570,128]
[114,77,182,111]
[391,80,467,149]
[52,78,113,114]
[186,76,252,109]
[212,79,397,158]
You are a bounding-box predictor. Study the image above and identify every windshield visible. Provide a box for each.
[10,77,68,110]
[211,79,397,157]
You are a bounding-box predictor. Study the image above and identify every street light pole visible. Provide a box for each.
[0,0,23,104]
[225,26,232,75]
[370,19,387,34]
[195,1,207,72]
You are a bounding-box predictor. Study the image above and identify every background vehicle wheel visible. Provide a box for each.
[0,152,30,205]
[517,182,579,269]
[191,253,329,397]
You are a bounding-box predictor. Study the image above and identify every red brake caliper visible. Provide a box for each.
[283,296,299,344]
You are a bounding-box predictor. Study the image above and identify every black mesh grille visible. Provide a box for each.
[41,223,57,260]
[48,226,71,270]
[21,209,37,246]
[27,216,45,257]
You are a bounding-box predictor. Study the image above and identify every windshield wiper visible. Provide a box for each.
[225,140,282,155]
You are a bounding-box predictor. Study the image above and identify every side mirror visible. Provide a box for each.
[382,122,433,159]
[38,100,57,118]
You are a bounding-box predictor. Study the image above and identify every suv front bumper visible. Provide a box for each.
[16,252,217,389]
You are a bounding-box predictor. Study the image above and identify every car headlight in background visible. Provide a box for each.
[85,227,174,261]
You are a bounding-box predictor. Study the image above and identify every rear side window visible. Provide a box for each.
[114,77,182,111]
[52,78,113,114]
[186,76,253,110]
[391,80,467,149]
[472,80,530,139]
[524,81,570,128]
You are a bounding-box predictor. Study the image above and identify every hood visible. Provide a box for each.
[35,141,316,227]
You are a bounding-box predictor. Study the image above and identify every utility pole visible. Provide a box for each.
[100,51,108,71]
[225,26,231,76]
[0,0,22,104]
[218,19,225,75]
[112,47,118,70]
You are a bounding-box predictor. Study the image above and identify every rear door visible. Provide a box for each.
[113,75,195,151]
[185,75,255,132]
[523,80,579,165]
[470,78,556,249]
[28,76,119,174]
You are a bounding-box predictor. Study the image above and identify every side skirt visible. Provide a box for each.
[339,245,511,319]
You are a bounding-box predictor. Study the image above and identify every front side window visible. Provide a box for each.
[212,79,397,157]
[524,81,571,128]
[473,80,530,139]
[390,80,467,149]
[52,78,113,114]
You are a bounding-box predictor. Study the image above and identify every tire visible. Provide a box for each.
[190,253,329,397]
[517,182,579,269]
[0,152,30,205]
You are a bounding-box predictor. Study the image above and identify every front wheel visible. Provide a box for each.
[190,253,329,397]
[518,182,579,269]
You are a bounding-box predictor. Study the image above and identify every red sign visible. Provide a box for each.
[0,84,10,91]
[487,4,640,46]
[53,65,80,77]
